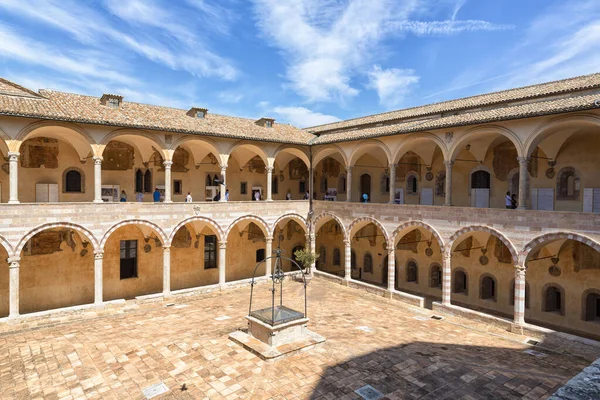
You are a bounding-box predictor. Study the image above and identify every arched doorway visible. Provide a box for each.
[470,169,491,208]
[360,174,371,201]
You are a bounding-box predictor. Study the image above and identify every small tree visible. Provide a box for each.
[293,248,319,274]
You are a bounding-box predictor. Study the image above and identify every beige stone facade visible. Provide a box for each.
[0,75,599,341]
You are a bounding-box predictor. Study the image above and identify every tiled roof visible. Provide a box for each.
[313,93,600,144]
[0,84,314,144]
[307,73,600,134]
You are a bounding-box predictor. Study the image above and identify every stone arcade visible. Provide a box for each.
[0,73,599,345]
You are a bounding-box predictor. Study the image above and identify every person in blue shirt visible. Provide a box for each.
[153,187,161,202]
[362,193,369,203]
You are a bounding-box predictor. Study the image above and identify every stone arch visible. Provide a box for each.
[348,139,392,167]
[524,113,600,158]
[226,141,269,165]
[100,128,167,160]
[348,217,389,244]
[170,136,224,166]
[16,120,96,160]
[271,213,308,237]
[271,144,310,169]
[393,132,448,165]
[0,126,11,155]
[449,125,524,161]
[225,215,269,238]
[392,220,444,249]
[519,231,600,266]
[0,233,14,257]
[313,144,348,168]
[168,216,224,246]
[447,225,518,264]
[100,219,167,249]
[312,212,348,241]
[16,222,99,255]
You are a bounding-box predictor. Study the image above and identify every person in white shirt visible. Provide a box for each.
[254,190,261,201]
[135,191,144,202]
[186,192,192,203]
[286,190,292,200]
[505,191,512,209]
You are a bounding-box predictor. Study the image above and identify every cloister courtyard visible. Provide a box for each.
[0,277,597,400]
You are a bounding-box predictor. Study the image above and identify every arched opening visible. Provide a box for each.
[64,168,84,193]
[19,227,95,313]
[314,215,346,277]
[171,138,222,202]
[543,285,564,314]
[226,218,268,281]
[360,174,371,202]
[430,264,442,289]
[169,220,221,291]
[350,142,390,203]
[406,260,418,283]
[272,147,310,201]
[480,275,497,301]
[470,169,491,208]
[453,269,468,294]
[583,290,600,322]
[314,151,345,201]
[272,217,307,272]
[350,220,387,286]
[228,144,269,202]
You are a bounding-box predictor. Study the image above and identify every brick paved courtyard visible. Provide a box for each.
[0,277,598,400]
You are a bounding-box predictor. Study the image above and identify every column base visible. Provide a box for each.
[443,203,453,207]
[164,200,173,204]
[510,323,524,335]
[93,199,104,204]
[8,200,19,204]
[163,291,171,298]
[266,199,273,202]
[517,206,527,210]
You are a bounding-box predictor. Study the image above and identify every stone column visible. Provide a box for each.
[265,236,273,277]
[389,164,397,204]
[517,157,529,210]
[308,233,316,276]
[346,167,353,202]
[387,246,395,291]
[162,246,171,296]
[8,152,19,204]
[163,161,173,203]
[8,257,19,317]
[94,251,103,306]
[514,265,526,325]
[219,242,227,286]
[219,165,227,202]
[442,252,452,306]
[444,160,454,206]
[93,156,103,203]
[266,166,273,201]
[344,239,351,280]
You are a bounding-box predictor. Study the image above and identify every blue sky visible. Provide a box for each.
[0,0,599,128]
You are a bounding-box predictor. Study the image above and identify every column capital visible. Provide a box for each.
[386,245,395,254]
[93,156,103,164]
[7,257,20,268]
[219,242,227,249]
[517,156,530,165]
[163,160,173,169]
[220,164,227,171]
[7,152,19,161]
[345,166,353,173]
[162,246,171,252]
[515,265,526,277]
[265,236,274,242]
[444,160,455,168]
[343,239,351,246]
[93,251,104,260]
[266,166,274,173]
[389,163,397,169]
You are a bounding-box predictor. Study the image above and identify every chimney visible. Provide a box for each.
[256,117,275,128]
[187,107,208,119]
[100,94,123,108]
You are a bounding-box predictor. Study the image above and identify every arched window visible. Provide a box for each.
[363,253,373,273]
[380,173,390,193]
[480,275,496,301]
[543,285,564,314]
[406,260,418,283]
[338,174,347,194]
[318,245,327,268]
[144,170,152,193]
[333,248,341,266]
[135,169,144,193]
[471,170,491,189]
[557,167,580,200]
[351,250,357,270]
[510,280,530,309]
[583,291,600,321]
[406,172,418,195]
[64,169,83,193]
[205,174,212,187]
[453,269,468,294]
[429,264,442,289]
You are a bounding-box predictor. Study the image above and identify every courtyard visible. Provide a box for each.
[0,277,597,400]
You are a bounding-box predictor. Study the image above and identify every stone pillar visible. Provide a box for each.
[93,156,103,203]
[8,152,19,204]
[344,239,351,280]
[308,233,316,276]
[219,242,227,286]
[163,161,173,203]
[346,167,353,202]
[265,236,273,277]
[389,164,397,204]
[219,165,227,202]
[8,257,19,317]
[387,246,395,291]
[514,265,526,325]
[517,157,529,210]
[442,252,452,306]
[444,160,454,206]
[162,246,171,296]
[266,166,273,201]
[94,251,103,306]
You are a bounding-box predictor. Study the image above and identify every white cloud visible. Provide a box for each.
[218,91,244,103]
[271,106,341,128]
[452,0,468,20]
[386,20,513,36]
[367,65,419,109]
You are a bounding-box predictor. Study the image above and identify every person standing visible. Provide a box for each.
[213,190,221,201]
[153,187,161,203]
[135,191,143,202]
[286,190,292,200]
[362,193,369,203]
[254,190,261,201]
[505,191,512,209]
[120,190,127,202]
[303,191,309,200]
[186,192,192,202]
[511,193,518,209]
[225,189,230,201]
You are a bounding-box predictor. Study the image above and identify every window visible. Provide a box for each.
[64,169,83,193]
[256,248,265,262]
[471,170,490,189]
[205,175,212,187]
[196,110,205,119]
[544,285,563,314]
[557,167,580,200]
[453,270,467,294]
[351,250,357,270]
[173,180,182,195]
[380,173,390,193]
[406,173,418,195]
[135,169,144,193]
[204,235,217,269]
[333,248,341,266]
[363,253,373,273]
[265,120,273,128]
[319,246,327,268]
[107,97,120,108]
[272,177,279,195]
[144,170,152,193]
[120,240,137,279]
[299,180,306,194]
[430,264,442,289]
[584,292,600,321]
[480,275,496,301]
[406,260,418,283]
[241,182,248,195]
